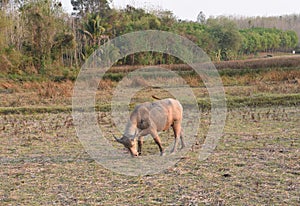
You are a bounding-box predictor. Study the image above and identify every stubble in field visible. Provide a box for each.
[0,106,299,205]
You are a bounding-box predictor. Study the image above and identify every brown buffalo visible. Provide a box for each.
[114,98,184,156]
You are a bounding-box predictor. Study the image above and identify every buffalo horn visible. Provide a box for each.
[113,134,123,143]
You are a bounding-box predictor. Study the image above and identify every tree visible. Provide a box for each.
[197,11,206,24]
[0,10,7,48]
[0,0,9,9]
[20,0,74,73]
[206,18,242,60]
[240,30,262,54]
[286,30,298,49]
[71,0,111,17]
[78,13,109,60]
[156,10,176,31]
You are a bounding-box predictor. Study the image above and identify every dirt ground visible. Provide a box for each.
[0,106,299,205]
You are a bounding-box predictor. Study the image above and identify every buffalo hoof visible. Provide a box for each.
[170,149,177,154]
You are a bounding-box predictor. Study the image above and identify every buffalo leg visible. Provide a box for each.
[150,130,164,156]
[154,136,164,156]
[171,121,182,153]
[136,129,151,155]
[137,136,144,155]
[180,130,185,149]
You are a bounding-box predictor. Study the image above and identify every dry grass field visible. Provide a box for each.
[0,107,299,205]
[0,56,300,205]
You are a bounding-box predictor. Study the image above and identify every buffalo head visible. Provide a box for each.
[113,134,138,157]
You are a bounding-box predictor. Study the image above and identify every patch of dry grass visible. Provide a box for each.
[109,55,300,72]
[0,107,299,205]
[0,81,74,107]
[1,60,300,204]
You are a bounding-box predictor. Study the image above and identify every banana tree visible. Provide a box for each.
[79,13,109,60]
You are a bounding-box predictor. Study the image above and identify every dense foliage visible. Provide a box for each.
[0,0,299,76]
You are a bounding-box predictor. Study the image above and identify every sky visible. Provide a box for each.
[61,0,300,21]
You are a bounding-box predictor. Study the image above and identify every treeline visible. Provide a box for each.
[0,0,299,76]
[240,28,298,54]
[231,14,300,39]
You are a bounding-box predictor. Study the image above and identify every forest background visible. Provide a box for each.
[0,0,299,78]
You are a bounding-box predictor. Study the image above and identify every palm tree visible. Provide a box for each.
[79,13,109,60]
